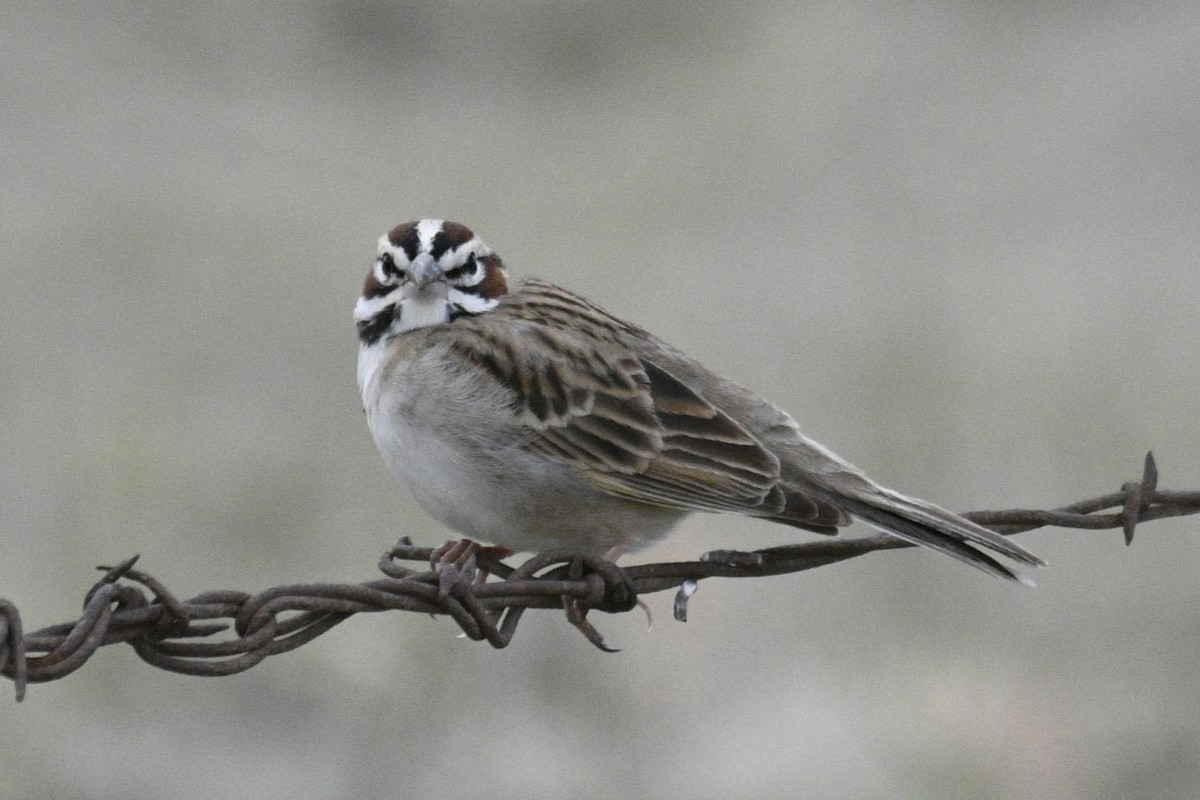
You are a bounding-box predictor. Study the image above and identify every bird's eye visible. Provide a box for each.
[377,253,408,282]
[444,253,476,282]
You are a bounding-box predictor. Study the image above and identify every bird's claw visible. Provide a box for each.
[430,539,515,596]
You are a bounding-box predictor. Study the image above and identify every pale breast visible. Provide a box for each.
[360,336,687,553]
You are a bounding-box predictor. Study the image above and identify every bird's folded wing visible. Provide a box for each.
[447,319,844,525]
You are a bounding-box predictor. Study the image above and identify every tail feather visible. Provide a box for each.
[833,489,1045,584]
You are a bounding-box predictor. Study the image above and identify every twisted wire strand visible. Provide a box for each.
[2,453,1195,702]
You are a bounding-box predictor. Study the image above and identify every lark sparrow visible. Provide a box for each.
[355,220,1044,582]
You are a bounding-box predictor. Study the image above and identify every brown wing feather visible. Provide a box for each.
[447,282,852,532]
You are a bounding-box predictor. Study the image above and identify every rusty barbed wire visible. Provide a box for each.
[2,453,1196,702]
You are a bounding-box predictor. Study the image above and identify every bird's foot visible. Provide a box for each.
[430,539,514,596]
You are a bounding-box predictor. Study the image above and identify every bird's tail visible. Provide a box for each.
[833,486,1046,584]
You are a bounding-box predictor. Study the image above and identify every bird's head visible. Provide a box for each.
[354,219,509,345]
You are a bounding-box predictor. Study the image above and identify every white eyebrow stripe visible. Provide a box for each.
[376,234,414,270]
[445,236,491,270]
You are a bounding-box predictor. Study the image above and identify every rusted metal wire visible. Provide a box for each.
[2,453,1195,701]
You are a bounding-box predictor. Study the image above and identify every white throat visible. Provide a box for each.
[397,292,450,332]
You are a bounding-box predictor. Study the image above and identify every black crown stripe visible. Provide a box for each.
[387,223,421,261]
[430,221,476,260]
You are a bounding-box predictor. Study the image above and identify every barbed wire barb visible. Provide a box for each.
[3,452,1197,702]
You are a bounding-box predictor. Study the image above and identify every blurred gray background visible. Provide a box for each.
[3,3,1199,798]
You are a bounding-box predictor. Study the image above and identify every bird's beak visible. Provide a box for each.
[409,253,444,290]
